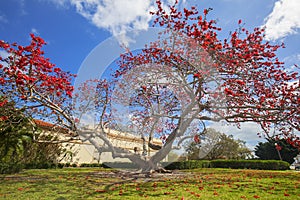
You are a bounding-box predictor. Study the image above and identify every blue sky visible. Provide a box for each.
[0,0,299,149]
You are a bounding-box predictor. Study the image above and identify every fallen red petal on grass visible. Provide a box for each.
[95,189,106,193]
[119,190,123,196]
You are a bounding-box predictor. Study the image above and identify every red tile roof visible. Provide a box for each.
[34,119,56,129]
[33,119,74,135]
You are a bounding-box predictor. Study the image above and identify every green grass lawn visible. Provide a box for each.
[0,168,299,199]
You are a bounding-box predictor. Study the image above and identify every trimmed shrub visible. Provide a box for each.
[71,163,77,167]
[163,160,211,170]
[101,162,139,169]
[0,162,23,174]
[57,163,64,168]
[80,163,102,168]
[210,160,290,170]
[162,160,289,170]
[24,162,58,169]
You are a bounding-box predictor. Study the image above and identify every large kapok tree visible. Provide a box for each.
[1,1,299,173]
[76,0,299,172]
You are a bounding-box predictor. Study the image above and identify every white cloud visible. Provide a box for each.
[0,50,9,67]
[283,53,300,63]
[0,49,8,55]
[264,0,300,41]
[47,0,185,46]
[46,0,69,7]
[31,28,39,35]
[282,53,300,72]
[0,14,8,23]
[64,0,155,46]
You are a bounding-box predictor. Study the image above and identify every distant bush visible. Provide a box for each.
[71,163,77,167]
[0,161,62,174]
[80,163,102,168]
[0,162,23,174]
[2,160,289,172]
[163,160,211,170]
[101,162,139,169]
[160,160,290,170]
[210,160,290,170]
[24,162,57,169]
[57,163,64,168]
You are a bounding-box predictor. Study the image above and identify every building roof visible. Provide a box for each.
[34,119,57,129]
[33,119,73,135]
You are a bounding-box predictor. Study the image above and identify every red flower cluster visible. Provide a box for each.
[0,34,75,101]
[0,34,76,129]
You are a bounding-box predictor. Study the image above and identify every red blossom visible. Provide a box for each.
[275,144,282,151]
[203,9,208,15]
[0,116,8,121]
[193,73,201,78]
[141,85,147,91]
[0,34,76,130]
[0,99,8,107]
[284,192,290,196]
[194,135,200,143]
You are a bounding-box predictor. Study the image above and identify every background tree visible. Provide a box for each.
[76,0,299,172]
[254,138,300,164]
[236,140,254,159]
[0,99,33,173]
[0,98,66,173]
[167,150,180,162]
[185,128,220,160]
[186,128,252,160]
[205,134,253,160]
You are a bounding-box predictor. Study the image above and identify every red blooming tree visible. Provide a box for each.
[76,0,299,172]
[2,1,299,173]
[0,34,76,131]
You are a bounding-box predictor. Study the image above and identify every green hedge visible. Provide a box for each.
[163,160,211,170]
[0,163,23,174]
[79,160,289,170]
[101,162,139,169]
[80,163,102,168]
[24,162,58,169]
[1,162,59,174]
[1,160,290,174]
[210,160,290,170]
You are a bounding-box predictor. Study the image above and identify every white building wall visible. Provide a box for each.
[59,129,163,164]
